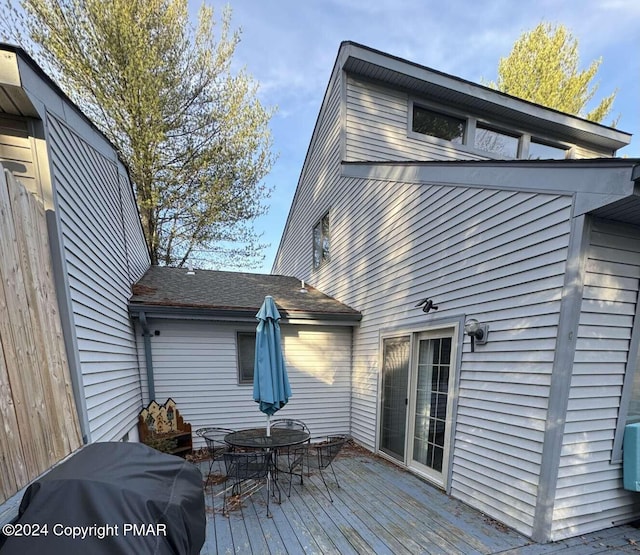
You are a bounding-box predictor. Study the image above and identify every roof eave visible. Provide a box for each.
[128,303,362,325]
[339,41,631,152]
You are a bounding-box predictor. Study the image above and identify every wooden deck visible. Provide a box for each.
[199,444,640,554]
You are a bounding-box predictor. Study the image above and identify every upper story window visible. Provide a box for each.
[313,212,330,269]
[474,125,519,158]
[412,105,465,144]
[528,140,568,160]
[409,99,573,160]
[237,331,256,384]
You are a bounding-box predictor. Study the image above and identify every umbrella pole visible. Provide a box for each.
[266,413,272,516]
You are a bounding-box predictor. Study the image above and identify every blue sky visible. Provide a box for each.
[193,0,640,273]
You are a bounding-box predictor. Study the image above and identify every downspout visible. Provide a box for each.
[138,311,156,401]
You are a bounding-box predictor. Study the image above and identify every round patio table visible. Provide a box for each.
[224,427,310,449]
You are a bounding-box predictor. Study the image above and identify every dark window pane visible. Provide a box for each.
[432,445,444,472]
[432,338,442,365]
[475,125,519,157]
[237,332,256,384]
[441,337,451,361]
[412,105,465,144]
[434,393,447,420]
[438,367,449,393]
[380,337,410,460]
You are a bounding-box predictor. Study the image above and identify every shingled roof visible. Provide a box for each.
[128,267,361,322]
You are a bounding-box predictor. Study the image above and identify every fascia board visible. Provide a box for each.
[342,161,637,200]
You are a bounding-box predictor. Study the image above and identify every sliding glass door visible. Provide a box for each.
[379,327,456,488]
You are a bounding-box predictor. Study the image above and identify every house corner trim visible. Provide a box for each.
[532,213,590,542]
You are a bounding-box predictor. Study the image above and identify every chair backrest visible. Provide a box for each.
[223,451,271,481]
[316,435,348,469]
[195,427,234,441]
[195,427,234,455]
[270,419,310,434]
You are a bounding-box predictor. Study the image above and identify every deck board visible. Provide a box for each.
[199,446,640,554]
[337,455,485,554]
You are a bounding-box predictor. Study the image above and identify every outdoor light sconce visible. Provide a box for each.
[464,318,489,352]
[415,298,438,313]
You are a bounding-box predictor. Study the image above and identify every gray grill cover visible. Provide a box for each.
[0,442,205,554]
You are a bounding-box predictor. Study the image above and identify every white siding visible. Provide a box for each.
[119,171,149,281]
[344,77,615,163]
[573,143,614,159]
[552,219,640,539]
[273,72,342,276]
[273,65,627,540]
[345,77,486,162]
[135,320,352,445]
[275,168,573,536]
[47,114,149,442]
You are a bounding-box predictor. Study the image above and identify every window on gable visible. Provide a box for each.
[474,125,519,158]
[237,331,256,384]
[528,140,568,160]
[412,105,465,144]
[313,212,330,269]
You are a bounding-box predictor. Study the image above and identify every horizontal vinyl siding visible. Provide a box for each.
[284,173,573,537]
[572,143,614,159]
[136,320,352,445]
[344,78,613,163]
[345,77,486,162]
[552,219,640,539]
[119,172,149,282]
[273,73,343,277]
[48,114,148,442]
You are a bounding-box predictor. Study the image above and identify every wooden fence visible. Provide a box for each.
[0,167,81,504]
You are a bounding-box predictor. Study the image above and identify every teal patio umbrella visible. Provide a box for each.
[253,296,292,435]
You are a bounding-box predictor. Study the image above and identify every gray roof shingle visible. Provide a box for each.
[129,267,360,321]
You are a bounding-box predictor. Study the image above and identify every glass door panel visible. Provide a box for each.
[379,336,410,461]
[411,336,452,478]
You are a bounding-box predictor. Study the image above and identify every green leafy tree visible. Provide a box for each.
[486,22,617,124]
[3,0,275,268]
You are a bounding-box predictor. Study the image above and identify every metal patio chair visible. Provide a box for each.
[285,435,348,502]
[195,427,234,478]
[271,419,311,493]
[222,450,274,517]
[270,418,310,433]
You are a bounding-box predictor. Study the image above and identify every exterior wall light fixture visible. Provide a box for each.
[415,297,438,313]
[464,318,489,352]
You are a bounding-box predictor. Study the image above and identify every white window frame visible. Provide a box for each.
[408,98,575,160]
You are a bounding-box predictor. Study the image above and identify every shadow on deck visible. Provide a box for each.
[198,444,640,554]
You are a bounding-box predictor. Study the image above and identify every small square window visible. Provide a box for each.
[412,105,465,144]
[237,332,256,384]
[474,125,519,158]
[313,212,330,269]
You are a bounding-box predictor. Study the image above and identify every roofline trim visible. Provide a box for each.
[339,41,631,148]
[128,304,362,324]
